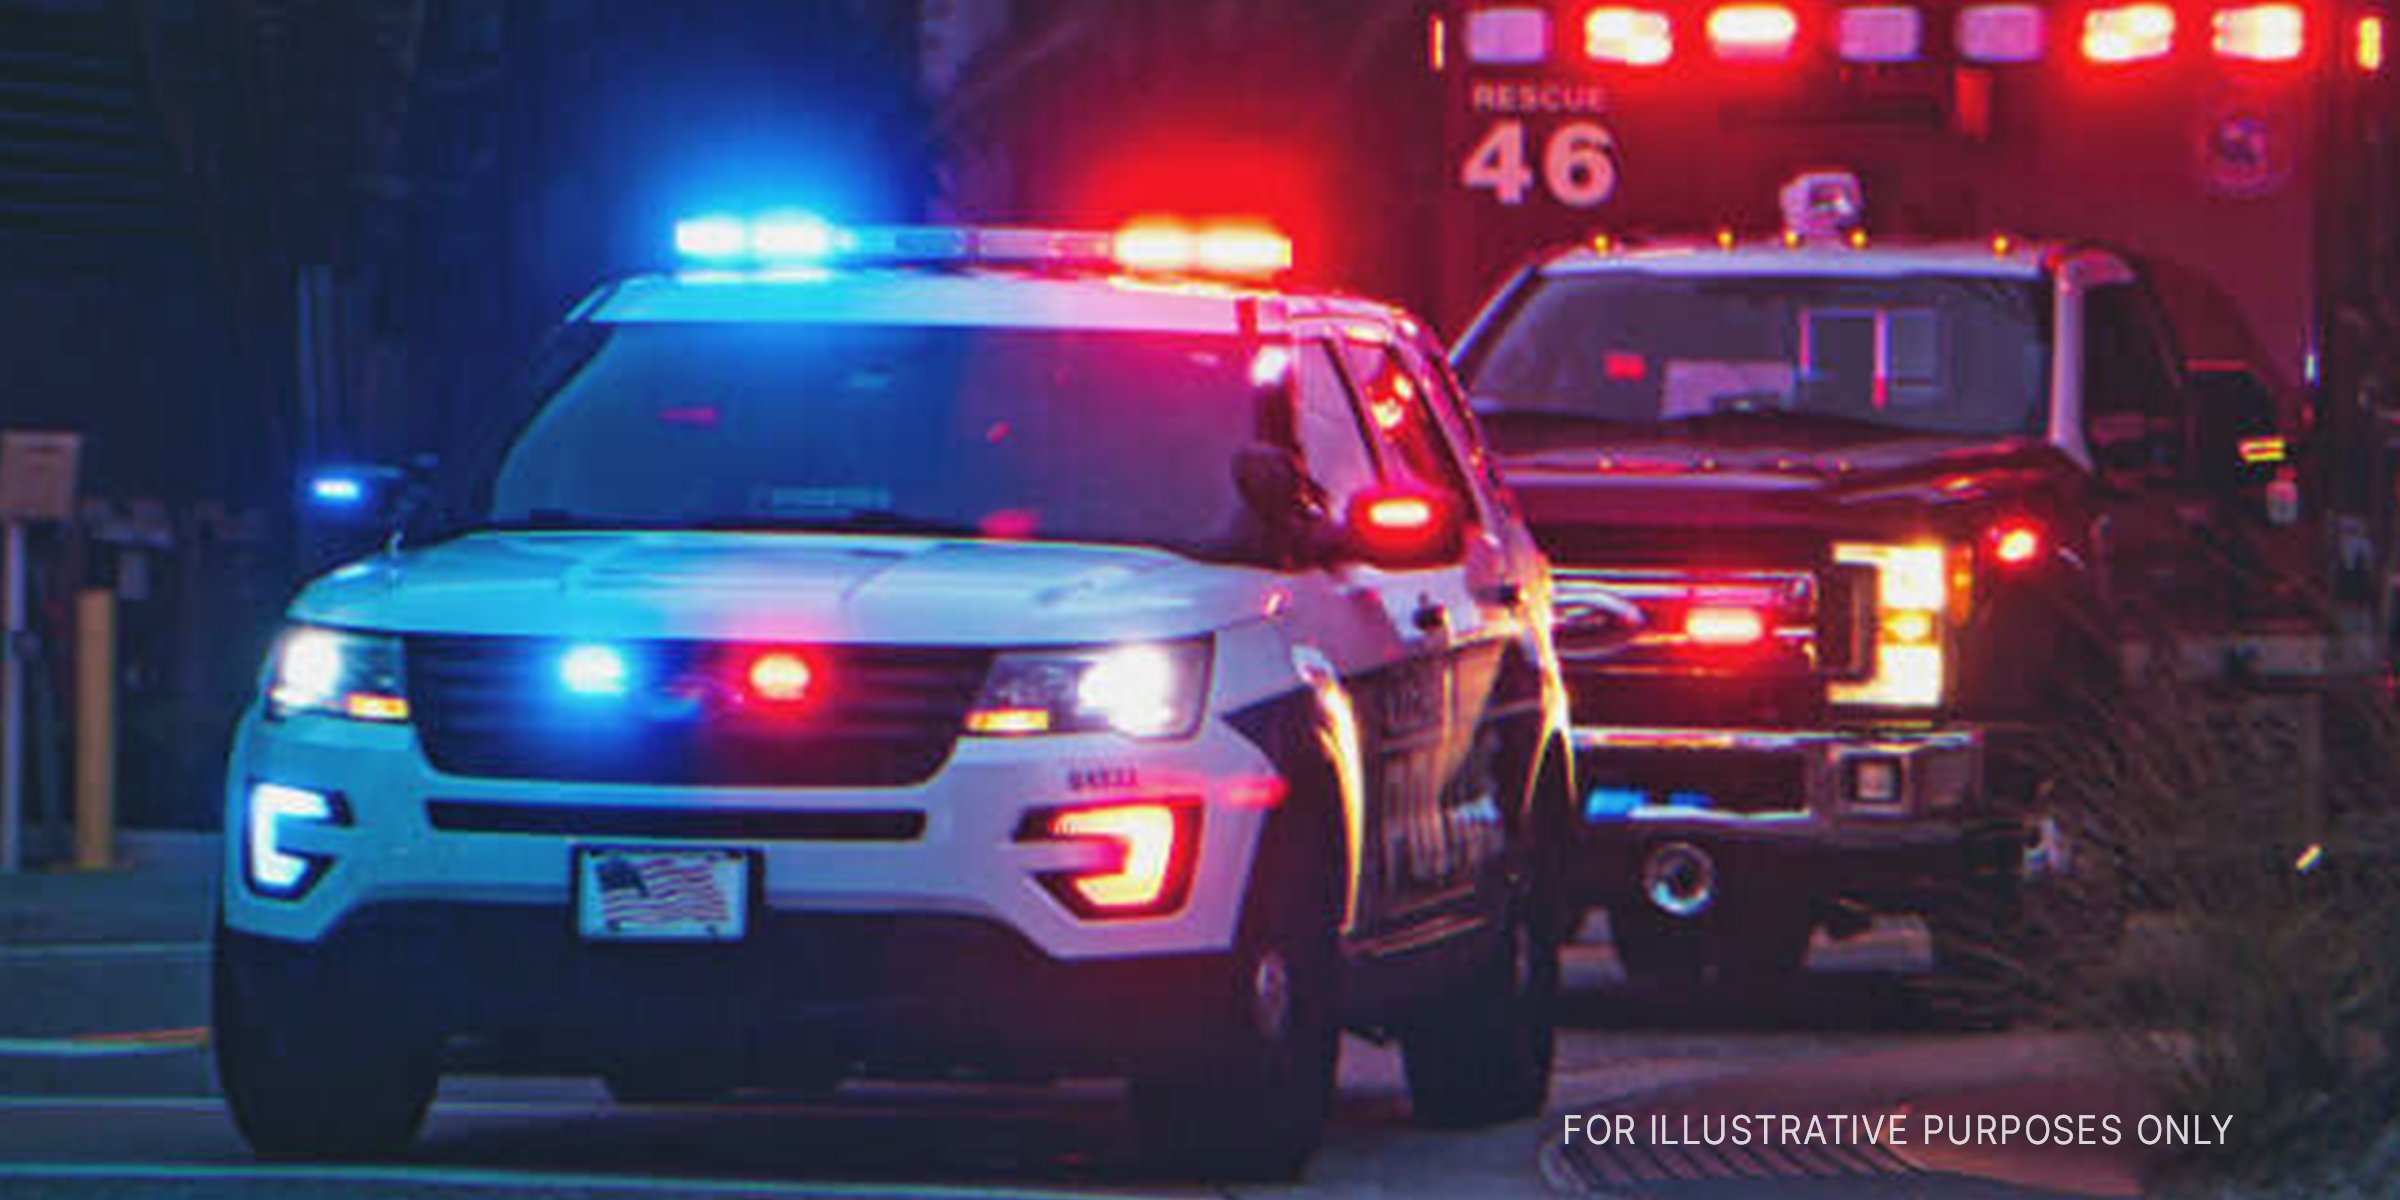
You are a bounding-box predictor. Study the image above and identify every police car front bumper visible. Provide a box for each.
[216,903,1241,1081]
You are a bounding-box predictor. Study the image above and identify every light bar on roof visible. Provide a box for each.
[668,214,1285,277]
[1586,7,1676,65]
[2214,3,2306,61]
[1839,5,1923,61]
[1466,6,1551,63]
[1957,3,2047,62]
[2083,3,2177,62]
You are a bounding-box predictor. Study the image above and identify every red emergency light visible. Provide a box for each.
[1685,606,1770,647]
[1708,3,1801,59]
[2213,3,2306,61]
[2083,3,2177,62]
[2361,13,2387,71]
[1586,6,1676,65]
[1112,221,1293,276]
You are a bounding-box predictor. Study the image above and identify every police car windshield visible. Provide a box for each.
[1463,272,2051,445]
[485,323,1267,561]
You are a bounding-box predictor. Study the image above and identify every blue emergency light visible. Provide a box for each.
[669,213,1290,277]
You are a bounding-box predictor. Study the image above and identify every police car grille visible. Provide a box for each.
[406,637,991,787]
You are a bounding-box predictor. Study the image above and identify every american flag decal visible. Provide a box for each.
[593,853,732,929]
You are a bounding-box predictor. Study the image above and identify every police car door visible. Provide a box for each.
[1337,331,1515,933]
[1281,333,1473,948]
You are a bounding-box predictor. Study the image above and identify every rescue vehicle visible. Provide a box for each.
[214,217,1574,1176]
[1427,1,2399,982]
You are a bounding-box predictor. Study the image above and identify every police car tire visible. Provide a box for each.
[1399,890,1559,1128]
[1129,821,1338,1181]
[213,932,437,1160]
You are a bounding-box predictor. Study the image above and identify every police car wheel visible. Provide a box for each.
[1130,830,1338,1181]
[212,931,437,1160]
[1399,889,1559,1128]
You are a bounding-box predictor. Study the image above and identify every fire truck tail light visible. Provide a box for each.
[1958,2,2048,61]
[1708,4,1801,59]
[2358,13,2384,70]
[1685,606,1769,646]
[1032,802,1201,918]
[1467,6,1553,63]
[1586,7,1676,64]
[2084,3,2177,62]
[1839,6,1924,61]
[2214,3,2306,60]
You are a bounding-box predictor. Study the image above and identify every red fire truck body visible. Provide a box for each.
[1429,1,2399,979]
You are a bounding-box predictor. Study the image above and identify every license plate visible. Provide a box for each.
[575,847,750,942]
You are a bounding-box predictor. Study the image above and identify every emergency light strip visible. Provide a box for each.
[1535,1,2322,67]
[671,215,1291,277]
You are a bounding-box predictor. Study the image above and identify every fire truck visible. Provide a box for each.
[1426,0,2399,982]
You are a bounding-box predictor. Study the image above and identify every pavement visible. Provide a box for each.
[0,830,2182,1199]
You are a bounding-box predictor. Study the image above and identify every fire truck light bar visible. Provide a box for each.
[1467,5,1551,63]
[1586,7,1676,64]
[2215,3,2306,60]
[2083,3,2178,62]
[1458,2,2324,69]
[1957,3,2048,61]
[670,215,1290,278]
[1707,3,1800,59]
[1839,5,1924,61]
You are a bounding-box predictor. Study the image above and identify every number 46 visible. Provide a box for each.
[1460,119,1618,208]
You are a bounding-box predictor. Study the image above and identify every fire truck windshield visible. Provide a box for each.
[1463,271,2051,446]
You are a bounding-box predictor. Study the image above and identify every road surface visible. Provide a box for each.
[0,837,2130,1199]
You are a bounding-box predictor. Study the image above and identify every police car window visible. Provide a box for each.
[1345,341,1474,504]
[1461,273,2051,444]
[486,324,1271,563]
[1292,340,1381,513]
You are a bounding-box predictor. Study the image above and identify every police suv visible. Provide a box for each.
[216,218,1575,1177]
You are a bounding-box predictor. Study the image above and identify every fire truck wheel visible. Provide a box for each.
[1130,817,1337,1181]
[1400,888,1560,1128]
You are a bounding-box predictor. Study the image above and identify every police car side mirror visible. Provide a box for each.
[1343,485,1464,570]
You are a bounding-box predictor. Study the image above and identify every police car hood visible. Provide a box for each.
[290,531,1271,645]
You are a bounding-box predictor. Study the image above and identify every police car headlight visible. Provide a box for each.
[966,639,1211,739]
[266,625,410,722]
